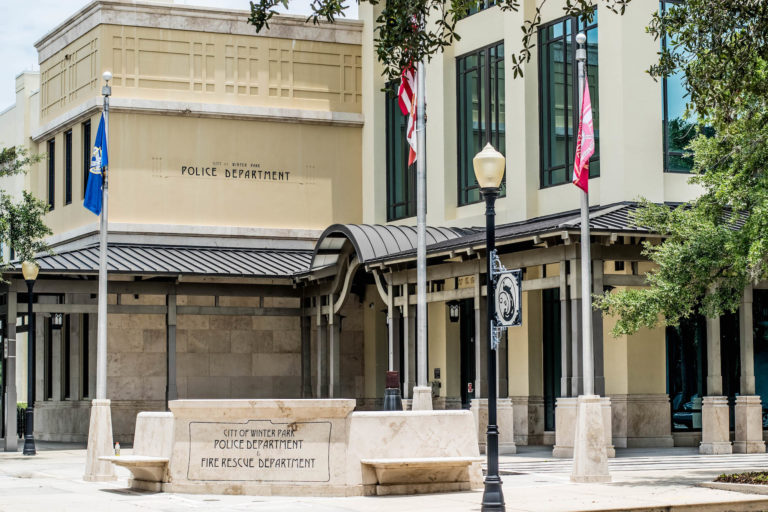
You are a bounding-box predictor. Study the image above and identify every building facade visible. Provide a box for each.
[0,0,764,456]
[1,0,367,445]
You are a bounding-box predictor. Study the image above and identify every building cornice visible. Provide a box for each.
[45,222,322,254]
[31,97,364,142]
[35,0,363,64]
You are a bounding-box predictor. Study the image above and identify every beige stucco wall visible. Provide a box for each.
[361,0,704,227]
[36,112,362,235]
[29,3,363,238]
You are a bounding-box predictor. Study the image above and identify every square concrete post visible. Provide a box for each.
[301,309,312,398]
[734,286,765,453]
[591,260,606,397]
[328,311,341,398]
[701,315,731,454]
[570,259,584,397]
[166,294,178,406]
[560,260,572,398]
[402,285,415,401]
[315,297,327,398]
[4,291,17,451]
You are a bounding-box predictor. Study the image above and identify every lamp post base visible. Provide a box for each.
[481,475,505,511]
[411,386,433,411]
[22,409,36,456]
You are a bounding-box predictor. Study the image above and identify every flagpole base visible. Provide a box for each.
[83,399,116,482]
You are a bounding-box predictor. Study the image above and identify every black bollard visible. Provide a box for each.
[382,371,403,411]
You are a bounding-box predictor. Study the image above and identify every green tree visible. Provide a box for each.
[247,0,630,82]
[597,0,768,334]
[0,146,51,276]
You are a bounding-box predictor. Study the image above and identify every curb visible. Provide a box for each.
[701,481,768,496]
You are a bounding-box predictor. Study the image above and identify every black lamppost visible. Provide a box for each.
[22,261,38,456]
[474,143,506,512]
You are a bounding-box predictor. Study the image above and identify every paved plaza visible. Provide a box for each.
[3,442,768,511]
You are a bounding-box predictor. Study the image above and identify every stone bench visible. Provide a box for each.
[360,456,484,495]
[100,411,174,491]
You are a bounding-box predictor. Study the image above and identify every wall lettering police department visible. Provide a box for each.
[187,420,331,482]
[181,164,291,181]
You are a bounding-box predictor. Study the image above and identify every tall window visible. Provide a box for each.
[661,1,694,173]
[465,0,497,17]
[457,41,505,206]
[539,14,599,188]
[82,120,91,198]
[386,88,416,221]
[47,138,55,210]
[64,130,72,205]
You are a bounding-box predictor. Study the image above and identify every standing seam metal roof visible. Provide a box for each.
[26,244,312,278]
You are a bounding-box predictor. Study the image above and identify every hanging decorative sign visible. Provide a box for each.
[489,250,523,349]
[495,271,522,327]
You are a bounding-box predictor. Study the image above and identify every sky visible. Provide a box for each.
[0,0,359,110]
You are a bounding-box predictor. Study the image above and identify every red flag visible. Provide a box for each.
[398,64,417,166]
[572,76,595,192]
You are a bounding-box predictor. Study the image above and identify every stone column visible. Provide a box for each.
[402,296,415,402]
[570,259,584,397]
[328,312,341,398]
[734,286,765,453]
[315,297,327,398]
[592,260,606,396]
[4,291,17,451]
[560,260,572,398]
[166,294,178,405]
[701,315,731,454]
[300,311,312,398]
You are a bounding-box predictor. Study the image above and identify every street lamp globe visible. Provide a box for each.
[103,70,113,82]
[472,143,505,190]
[21,261,39,282]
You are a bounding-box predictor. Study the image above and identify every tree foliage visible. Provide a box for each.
[597,0,768,335]
[248,0,631,82]
[0,146,50,275]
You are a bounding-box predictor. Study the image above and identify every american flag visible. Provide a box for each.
[398,64,417,166]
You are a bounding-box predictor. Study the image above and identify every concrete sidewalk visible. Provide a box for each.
[2,443,768,511]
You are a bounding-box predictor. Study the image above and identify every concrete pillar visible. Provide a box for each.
[315,297,327,398]
[52,325,62,401]
[734,286,765,453]
[68,312,80,402]
[329,312,341,398]
[166,294,177,405]
[300,310,312,398]
[4,291,17,451]
[701,315,731,454]
[592,259,605,396]
[403,301,415,402]
[474,275,483,400]
[739,287,756,394]
[570,259,584,397]
[560,260,572,398]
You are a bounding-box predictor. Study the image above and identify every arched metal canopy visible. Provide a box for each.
[310,224,477,271]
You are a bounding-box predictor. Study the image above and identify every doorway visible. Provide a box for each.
[459,299,476,409]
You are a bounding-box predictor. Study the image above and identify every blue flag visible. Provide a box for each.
[84,113,108,216]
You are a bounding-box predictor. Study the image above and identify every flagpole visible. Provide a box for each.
[96,73,111,401]
[83,71,116,482]
[570,30,609,484]
[575,33,593,397]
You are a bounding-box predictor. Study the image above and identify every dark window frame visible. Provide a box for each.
[463,0,498,18]
[538,14,599,189]
[660,0,694,174]
[47,138,55,210]
[64,130,73,205]
[82,120,91,199]
[385,85,417,221]
[456,40,506,207]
